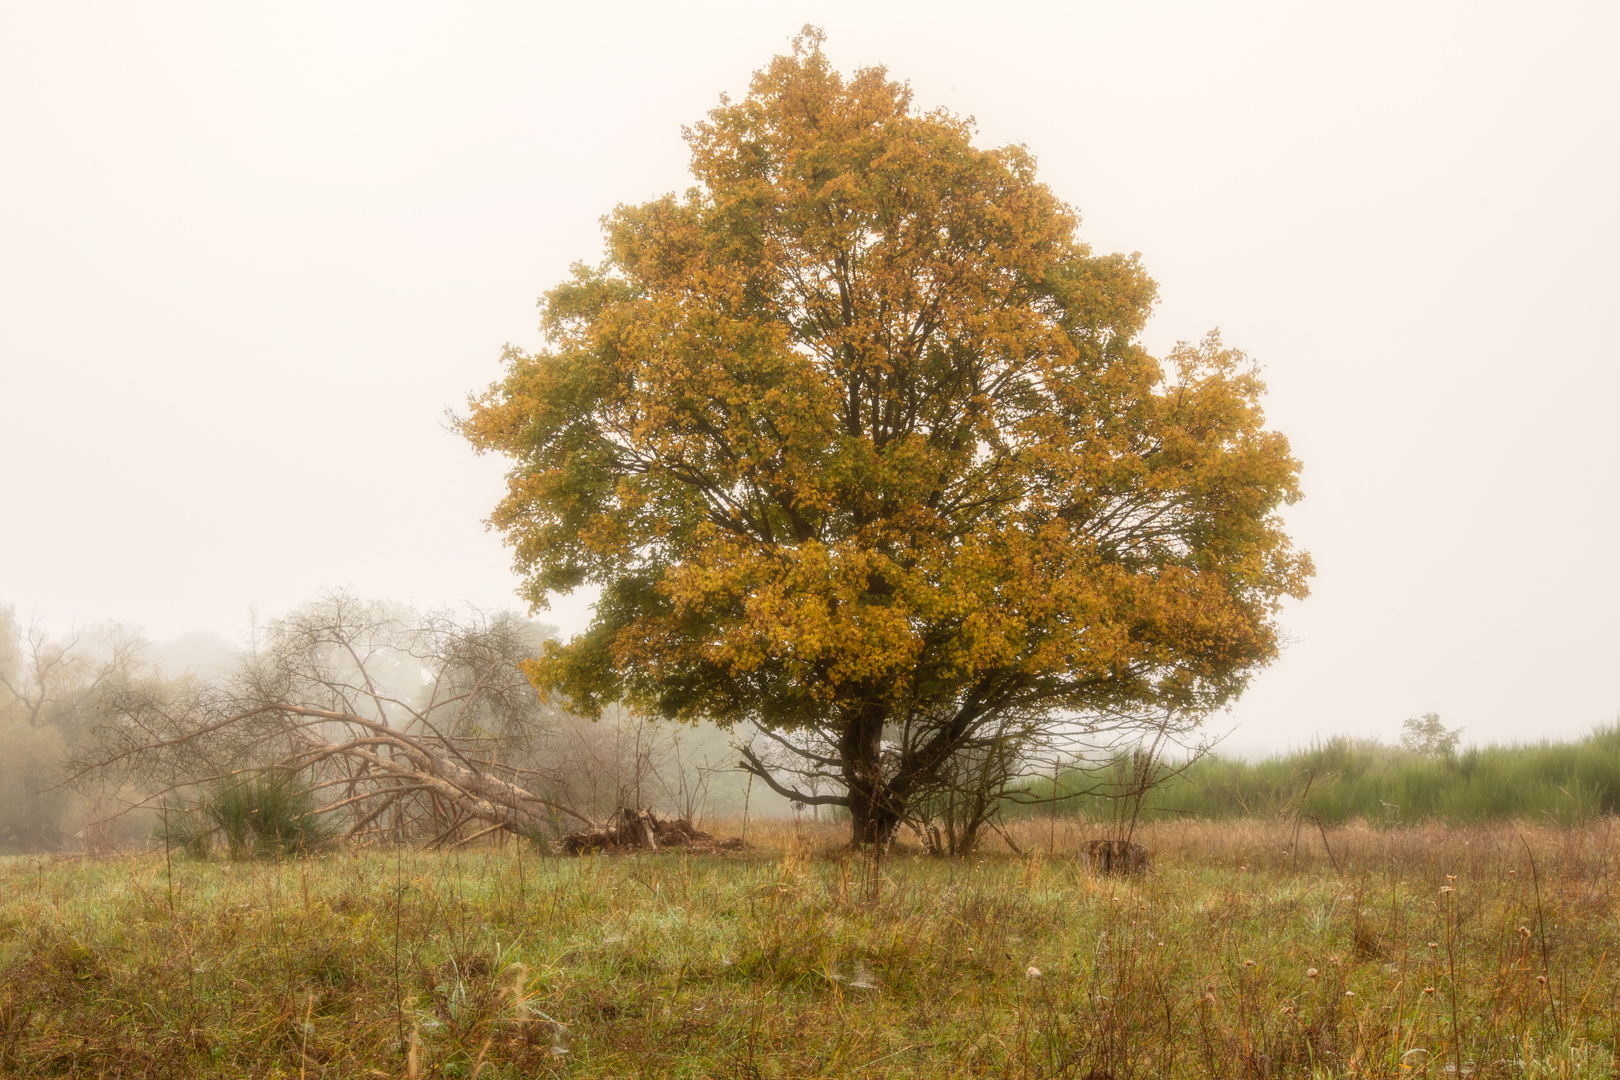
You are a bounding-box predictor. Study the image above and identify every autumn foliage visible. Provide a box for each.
[461,30,1312,843]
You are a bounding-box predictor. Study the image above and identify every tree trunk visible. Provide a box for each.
[840,702,902,846]
[21,753,45,852]
[850,801,901,847]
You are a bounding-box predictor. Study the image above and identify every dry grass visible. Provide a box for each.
[1,817,1617,1077]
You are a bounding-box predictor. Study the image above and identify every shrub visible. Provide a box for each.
[157,772,332,858]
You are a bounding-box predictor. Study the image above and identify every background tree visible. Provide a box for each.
[538,703,727,824]
[0,608,145,852]
[461,30,1313,846]
[1400,712,1463,758]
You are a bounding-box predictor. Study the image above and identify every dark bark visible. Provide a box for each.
[20,753,45,852]
[839,701,903,846]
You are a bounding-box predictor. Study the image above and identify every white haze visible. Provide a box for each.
[2,2,1616,752]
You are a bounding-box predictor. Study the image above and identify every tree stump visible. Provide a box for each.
[1086,838,1152,875]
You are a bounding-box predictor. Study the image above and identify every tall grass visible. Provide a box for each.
[1017,726,1620,827]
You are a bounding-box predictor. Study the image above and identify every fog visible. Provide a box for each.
[2,2,1616,752]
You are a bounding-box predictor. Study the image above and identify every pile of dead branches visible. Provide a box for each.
[560,807,742,854]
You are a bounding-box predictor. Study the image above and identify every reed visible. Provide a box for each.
[1013,725,1620,828]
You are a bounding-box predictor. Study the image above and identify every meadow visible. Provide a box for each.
[2,817,1617,1078]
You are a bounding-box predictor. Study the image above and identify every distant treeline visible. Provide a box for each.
[1010,726,1620,827]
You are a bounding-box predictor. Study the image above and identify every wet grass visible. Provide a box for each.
[1,817,1617,1077]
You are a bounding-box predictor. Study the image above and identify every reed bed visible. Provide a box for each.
[1,817,1616,1077]
[1014,728,1620,826]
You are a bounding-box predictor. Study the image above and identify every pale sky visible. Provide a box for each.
[3,1,1616,751]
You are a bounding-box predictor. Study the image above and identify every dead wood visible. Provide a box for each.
[1086,838,1153,875]
[65,596,600,850]
[561,808,742,855]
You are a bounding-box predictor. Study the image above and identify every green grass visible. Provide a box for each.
[1023,726,1620,827]
[2,817,1617,1077]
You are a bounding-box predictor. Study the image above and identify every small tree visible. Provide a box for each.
[462,30,1313,846]
[907,714,1036,857]
[1400,712,1462,758]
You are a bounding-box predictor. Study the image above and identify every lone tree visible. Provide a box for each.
[461,30,1313,846]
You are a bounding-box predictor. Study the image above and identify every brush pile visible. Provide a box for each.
[560,808,743,855]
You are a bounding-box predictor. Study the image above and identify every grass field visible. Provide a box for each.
[2,817,1617,1078]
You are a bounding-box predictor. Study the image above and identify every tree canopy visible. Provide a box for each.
[461,30,1313,843]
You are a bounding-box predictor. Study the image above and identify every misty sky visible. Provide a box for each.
[3,2,1616,751]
